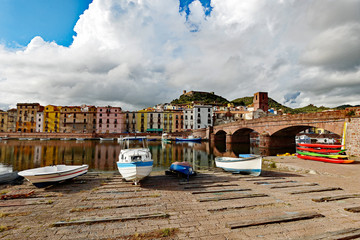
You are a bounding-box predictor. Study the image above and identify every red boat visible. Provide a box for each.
[296,147,346,154]
[298,143,343,149]
[296,154,354,164]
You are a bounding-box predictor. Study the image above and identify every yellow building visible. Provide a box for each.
[136,110,148,133]
[43,105,61,133]
[0,111,8,132]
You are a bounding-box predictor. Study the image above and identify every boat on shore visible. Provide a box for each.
[166,162,196,180]
[296,147,346,154]
[298,143,343,149]
[18,164,88,188]
[175,136,201,142]
[296,154,354,164]
[296,150,348,159]
[215,154,262,176]
[117,137,153,185]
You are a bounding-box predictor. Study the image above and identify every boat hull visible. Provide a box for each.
[175,138,201,142]
[298,143,343,149]
[296,154,354,164]
[169,162,194,176]
[215,155,262,176]
[18,165,88,188]
[296,147,345,154]
[117,161,153,182]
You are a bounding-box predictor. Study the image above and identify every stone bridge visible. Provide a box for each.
[194,108,360,156]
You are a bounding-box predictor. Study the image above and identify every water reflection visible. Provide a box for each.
[0,139,295,172]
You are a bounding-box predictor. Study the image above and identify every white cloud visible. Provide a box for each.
[0,0,359,111]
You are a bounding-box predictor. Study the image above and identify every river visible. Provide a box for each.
[0,139,295,172]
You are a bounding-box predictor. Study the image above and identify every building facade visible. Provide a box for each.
[36,111,44,132]
[43,105,61,133]
[0,111,7,132]
[253,92,268,113]
[60,105,97,133]
[7,109,17,132]
[16,103,41,133]
[96,106,124,133]
[193,105,213,129]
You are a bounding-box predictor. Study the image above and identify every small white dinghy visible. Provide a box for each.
[117,137,153,185]
[215,154,262,176]
[18,164,88,188]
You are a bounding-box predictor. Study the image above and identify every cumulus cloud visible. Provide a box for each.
[0,0,359,111]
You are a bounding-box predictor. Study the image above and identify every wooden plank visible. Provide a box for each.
[52,212,169,227]
[298,228,360,240]
[184,183,239,189]
[270,183,319,189]
[191,188,251,195]
[208,202,279,212]
[245,177,285,182]
[70,203,151,212]
[226,212,324,229]
[254,180,297,185]
[290,187,342,195]
[344,206,360,213]
[312,194,360,202]
[198,193,268,202]
[179,180,230,185]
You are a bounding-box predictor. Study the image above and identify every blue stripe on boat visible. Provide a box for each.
[117,161,153,168]
[221,168,261,173]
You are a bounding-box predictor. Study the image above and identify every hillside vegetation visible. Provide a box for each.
[171,91,357,113]
[171,91,229,105]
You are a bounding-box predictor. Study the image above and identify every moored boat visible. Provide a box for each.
[18,164,88,188]
[175,136,201,142]
[167,162,196,180]
[162,133,172,143]
[117,137,153,185]
[215,154,262,176]
[100,137,114,142]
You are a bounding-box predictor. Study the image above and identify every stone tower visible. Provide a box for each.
[253,92,268,113]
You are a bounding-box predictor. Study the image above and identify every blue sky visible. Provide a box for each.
[0,0,92,47]
[0,0,211,48]
[0,0,359,111]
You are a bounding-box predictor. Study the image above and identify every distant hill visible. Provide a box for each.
[170,91,359,113]
[171,91,229,105]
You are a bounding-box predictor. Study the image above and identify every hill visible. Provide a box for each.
[171,91,229,105]
[170,91,359,113]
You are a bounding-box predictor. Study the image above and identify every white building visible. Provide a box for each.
[36,112,44,132]
[183,105,213,130]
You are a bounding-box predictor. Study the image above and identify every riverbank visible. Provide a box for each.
[1,156,360,239]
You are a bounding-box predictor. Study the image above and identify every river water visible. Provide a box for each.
[0,139,294,172]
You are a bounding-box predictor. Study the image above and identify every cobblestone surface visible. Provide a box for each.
[1,156,360,239]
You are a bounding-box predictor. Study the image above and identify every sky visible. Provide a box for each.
[0,0,359,111]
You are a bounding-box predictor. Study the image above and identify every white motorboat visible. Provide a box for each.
[117,137,153,184]
[215,154,262,176]
[18,164,88,188]
[100,137,114,142]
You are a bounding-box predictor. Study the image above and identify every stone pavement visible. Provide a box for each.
[1,157,360,240]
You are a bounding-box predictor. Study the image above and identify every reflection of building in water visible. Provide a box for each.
[94,144,120,171]
[34,146,42,165]
[150,143,183,169]
[182,144,214,170]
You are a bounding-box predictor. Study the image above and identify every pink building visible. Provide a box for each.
[96,106,125,133]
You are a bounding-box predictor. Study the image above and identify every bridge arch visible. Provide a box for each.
[232,128,256,144]
[214,130,227,142]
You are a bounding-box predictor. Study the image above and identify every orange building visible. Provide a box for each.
[16,103,41,133]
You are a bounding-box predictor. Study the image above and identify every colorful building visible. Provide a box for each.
[96,106,124,133]
[60,105,97,133]
[43,105,62,133]
[124,112,137,133]
[0,110,8,132]
[16,103,41,133]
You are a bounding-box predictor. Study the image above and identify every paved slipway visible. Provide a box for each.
[1,156,360,240]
